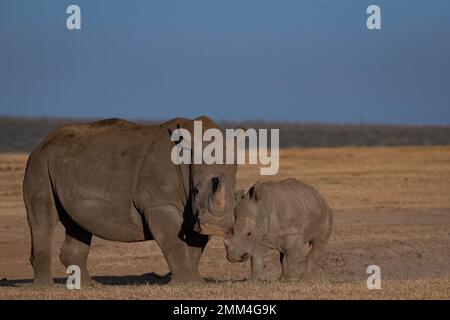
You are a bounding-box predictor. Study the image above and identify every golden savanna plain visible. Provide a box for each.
[0,146,449,299]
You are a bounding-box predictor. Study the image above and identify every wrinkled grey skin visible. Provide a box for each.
[224,178,332,281]
[23,116,236,286]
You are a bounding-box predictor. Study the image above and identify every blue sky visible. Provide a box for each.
[1,0,450,124]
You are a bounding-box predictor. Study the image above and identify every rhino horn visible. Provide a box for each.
[209,176,226,216]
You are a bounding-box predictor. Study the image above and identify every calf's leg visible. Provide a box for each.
[250,245,266,281]
[304,240,326,278]
[280,235,303,281]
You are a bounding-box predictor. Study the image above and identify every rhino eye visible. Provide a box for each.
[211,177,219,193]
[193,187,199,195]
[247,232,252,236]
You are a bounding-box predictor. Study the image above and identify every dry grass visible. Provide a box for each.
[238,146,450,211]
[1,146,450,299]
[2,279,450,300]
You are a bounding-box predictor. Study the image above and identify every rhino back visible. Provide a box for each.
[263,178,332,240]
[26,118,185,241]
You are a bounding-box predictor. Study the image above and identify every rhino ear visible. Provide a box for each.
[249,183,264,202]
[234,189,245,205]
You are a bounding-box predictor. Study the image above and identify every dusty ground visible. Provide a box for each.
[0,146,449,299]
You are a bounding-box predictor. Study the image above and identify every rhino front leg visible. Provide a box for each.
[280,235,303,281]
[146,206,208,284]
[250,245,266,281]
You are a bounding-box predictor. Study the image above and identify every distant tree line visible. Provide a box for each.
[1,116,450,152]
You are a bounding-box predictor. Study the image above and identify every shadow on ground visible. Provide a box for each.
[0,272,170,287]
[0,272,246,287]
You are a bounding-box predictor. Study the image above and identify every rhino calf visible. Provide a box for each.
[224,178,333,281]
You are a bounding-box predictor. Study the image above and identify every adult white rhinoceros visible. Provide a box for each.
[23,116,236,285]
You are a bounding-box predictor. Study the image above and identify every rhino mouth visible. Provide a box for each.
[207,190,226,217]
[226,252,250,263]
[194,205,233,236]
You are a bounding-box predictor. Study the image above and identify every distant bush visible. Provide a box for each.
[1,116,450,152]
[223,120,450,148]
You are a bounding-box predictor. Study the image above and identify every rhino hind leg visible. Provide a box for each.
[54,194,93,286]
[59,224,93,286]
[280,235,303,281]
[146,206,208,284]
[27,206,58,286]
[304,240,326,278]
[24,162,59,286]
[304,218,332,279]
